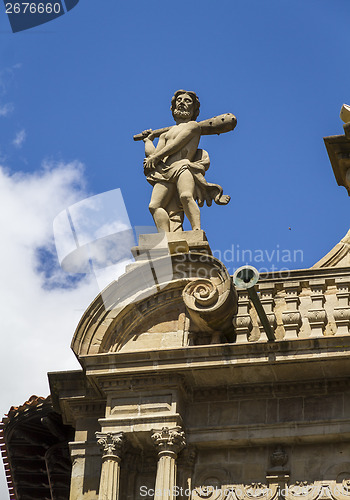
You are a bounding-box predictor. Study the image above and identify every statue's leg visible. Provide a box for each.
[176,170,201,230]
[149,182,175,232]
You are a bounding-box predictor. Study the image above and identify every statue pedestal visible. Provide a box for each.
[131,230,212,260]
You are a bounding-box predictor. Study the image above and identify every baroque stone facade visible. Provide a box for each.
[46,228,350,500]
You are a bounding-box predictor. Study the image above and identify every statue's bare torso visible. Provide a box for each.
[159,121,200,167]
[143,112,202,232]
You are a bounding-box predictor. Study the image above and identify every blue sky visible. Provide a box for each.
[0,1,350,496]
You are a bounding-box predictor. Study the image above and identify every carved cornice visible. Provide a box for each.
[151,426,186,457]
[96,432,126,460]
[68,401,106,417]
[97,374,189,395]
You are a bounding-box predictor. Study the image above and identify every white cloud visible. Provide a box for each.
[0,102,13,117]
[12,128,26,148]
[0,161,136,498]
[0,161,109,419]
[0,64,21,95]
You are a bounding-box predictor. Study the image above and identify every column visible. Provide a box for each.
[96,432,125,500]
[151,426,186,500]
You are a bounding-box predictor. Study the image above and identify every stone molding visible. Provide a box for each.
[187,419,350,448]
[191,378,350,402]
[97,374,189,395]
[81,336,350,391]
[72,258,350,358]
[73,253,237,356]
[68,402,106,417]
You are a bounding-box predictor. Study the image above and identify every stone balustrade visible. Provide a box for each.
[234,270,350,342]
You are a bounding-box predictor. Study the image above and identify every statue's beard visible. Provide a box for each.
[173,108,192,120]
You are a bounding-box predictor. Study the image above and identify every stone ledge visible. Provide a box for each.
[187,419,350,447]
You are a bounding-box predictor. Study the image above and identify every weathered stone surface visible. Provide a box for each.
[50,232,350,500]
[313,228,350,268]
[324,134,350,196]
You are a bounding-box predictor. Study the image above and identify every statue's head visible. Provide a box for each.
[171,90,200,121]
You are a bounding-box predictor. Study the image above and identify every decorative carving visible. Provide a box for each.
[192,486,223,500]
[192,480,350,500]
[334,280,350,335]
[233,290,253,343]
[185,279,219,307]
[282,283,302,339]
[270,446,288,468]
[307,309,327,333]
[192,483,279,500]
[285,480,350,500]
[307,282,327,337]
[95,432,126,500]
[96,432,125,459]
[151,426,186,500]
[286,481,315,498]
[243,483,271,499]
[182,258,238,341]
[151,426,186,457]
[257,285,277,342]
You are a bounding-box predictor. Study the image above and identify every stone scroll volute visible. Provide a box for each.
[182,258,238,342]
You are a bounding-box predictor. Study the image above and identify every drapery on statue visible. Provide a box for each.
[133,90,237,232]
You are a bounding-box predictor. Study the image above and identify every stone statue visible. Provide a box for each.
[134,90,237,232]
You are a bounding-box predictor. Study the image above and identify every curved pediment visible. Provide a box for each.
[71,253,237,357]
[313,228,350,268]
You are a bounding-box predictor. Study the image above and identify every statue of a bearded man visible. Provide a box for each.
[140,90,233,232]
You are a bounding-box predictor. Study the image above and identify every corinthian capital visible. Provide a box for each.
[96,432,125,459]
[151,426,186,457]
